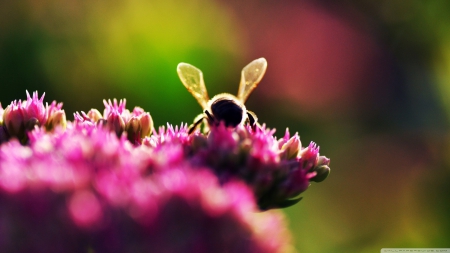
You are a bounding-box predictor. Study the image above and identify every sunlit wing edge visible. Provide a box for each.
[177,63,209,109]
[237,58,267,102]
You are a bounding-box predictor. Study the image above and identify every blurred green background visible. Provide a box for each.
[1,0,450,252]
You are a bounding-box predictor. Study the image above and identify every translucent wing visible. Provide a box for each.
[237,58,267,102]
[177,63,209,109]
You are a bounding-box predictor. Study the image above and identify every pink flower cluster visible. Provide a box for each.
[1,91,65,143]
[142,123,330,210]
[0,91,330,252]
[74,98,153,145]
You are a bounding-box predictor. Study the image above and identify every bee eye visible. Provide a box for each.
[210,99,243,127]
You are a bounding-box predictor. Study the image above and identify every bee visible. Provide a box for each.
[177,58,268,134]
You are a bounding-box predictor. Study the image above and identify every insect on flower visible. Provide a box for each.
[177,58,267,134]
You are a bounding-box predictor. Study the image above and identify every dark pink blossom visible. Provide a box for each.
[45,101,66,131]
[1,91,65,143]
[23,91,46,126]
[184,123,329,210]
[0,90,330,252]
[144,123,191,148]
[0,124,293,252]
[74,98,154,144]
[2,100,25,139]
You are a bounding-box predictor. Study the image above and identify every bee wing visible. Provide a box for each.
[237,58,267,102]
[177,63,210,109]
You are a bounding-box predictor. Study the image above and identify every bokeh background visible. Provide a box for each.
[1,0,450,252]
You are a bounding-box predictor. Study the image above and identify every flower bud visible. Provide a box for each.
[46,110,67,131]
[103,98,126,119]
[125,117,141,144]
[279,133,301,160]
[3,102,25,138]
[106,112,125,137]
[87,109,103,123]
[46,101,63,120]
[310,165,330,182]
[132,106,145,116]
[139,113,153,138]
[277,128,291,149]
[316,155,330,167]
[23,91,46,126]
[298,142,319,171]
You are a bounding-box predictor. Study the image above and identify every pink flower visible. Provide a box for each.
[1,91,65,142]
[278,129,301,160]
[0,123,294,252]
[103,98,128,119]
[74,99,154,144]
[186,124,325,210]
[22,90,46,126]
[45,101,66,131]
[2,100,25,139]
[0,89,331,252]
[106,109,126,136]
[144,123,190,148]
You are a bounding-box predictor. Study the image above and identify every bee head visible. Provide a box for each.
[209,97,244,127]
